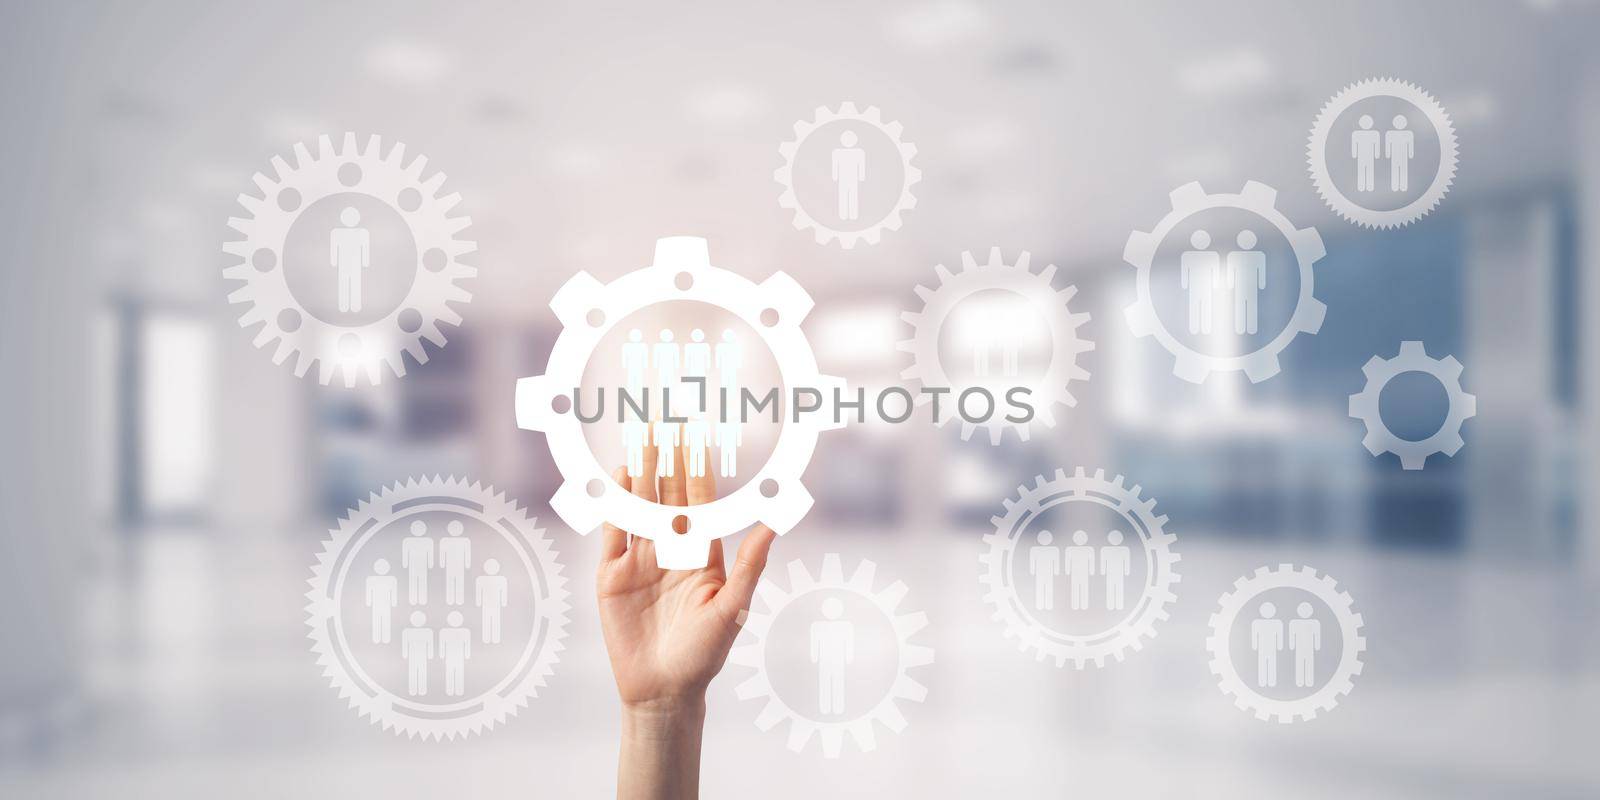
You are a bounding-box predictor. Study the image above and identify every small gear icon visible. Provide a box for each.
[305,477,570,740]
[1348,340,1476,470]
[897,248,1094,444]
[1123,181,1327,383]
[514,237,846,570]
[979,468,1181,668]
[222,133,476,386]
[1207,564,1366,724]
[774,102,921,249]
[1308,77,1458,229]
[729,554,934,758]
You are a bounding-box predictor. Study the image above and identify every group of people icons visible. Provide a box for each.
[1180,228,1268,336]
[621,327,746,478]
[1351,112,1415,193]
[1249,600,1324,689]
[1026,529,1133,612]
[363,519,513,697]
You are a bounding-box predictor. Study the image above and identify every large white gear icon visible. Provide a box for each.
[896,248,1094,444]
[222,132,476,386]
[729,554,934,758]
[1206,564,1365,724]
[979,468,1181,668]
[304,477,570,740]
[1308,77,1458,229]
[514,237,846,570]
[774,102,921,249]
[1348,340,1476,470]
[1123,181,1327,383]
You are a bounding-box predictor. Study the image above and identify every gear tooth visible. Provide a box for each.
[985,247,1005,268]
[1240,180,1276,206]
[1173,355,1212,384]
[405,153,430,179]
[954,253,975,275]
[1459,393,1477,419]
[1122,230,1158,268]
[1439,354,1463,379]
[1243,354,1282,383]
[1169,182,1207,210]
[985,425,1003,446]
[1124,301,1158,337]
[1299,298,1327,334]
[1015,251,1034,274]
[1398,340,1427,359]
[299,138,322,166]
[1362,356,1387,379]
[338,131,358,157]
[1293,226,1327,264]
[837,101,858,116]
[384,140,407,165]
[1439,434,1466,456]
[912,284,934,302]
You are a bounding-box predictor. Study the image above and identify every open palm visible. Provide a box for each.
[597,440,775,708]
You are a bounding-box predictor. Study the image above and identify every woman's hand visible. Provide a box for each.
[598,439,776,799]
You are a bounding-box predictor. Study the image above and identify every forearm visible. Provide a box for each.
[617,698,706,800]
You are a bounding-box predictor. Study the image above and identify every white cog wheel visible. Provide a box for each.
[304,477,570,740]
[514,237,846,570]
[774,102,921,249]
[729,554,934,758]
[979,468,1181,668]
[897,247,1094,444]
[1207,564,1366,724]
[1348,340,1476,470]
[1308,77,1458,229]
[1123,181,1327,383]
[223,132,476,386]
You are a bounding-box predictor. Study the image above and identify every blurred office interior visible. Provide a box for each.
[2,1,1598,797]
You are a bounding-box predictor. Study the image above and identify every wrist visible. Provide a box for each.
[623,695,708,729]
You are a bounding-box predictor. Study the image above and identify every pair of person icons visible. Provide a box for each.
[1249,601,1323,689]
[399,610,473,697]
[1351,113,1415,193]
[399,520,472,606]
[1027,530,1133,612]
[1180,229,1267,336]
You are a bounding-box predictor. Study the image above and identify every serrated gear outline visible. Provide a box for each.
[896,247,1094,444]
[222,132,476,386]
[979,468,1181,668]
[1123,181,1327,383]
[1348,340,1476,470]
[1206,564,1366,724]
[514,237,846,570]
[304,476,570,740]
[774,102,921,249]
[1308,77,1458,229]
[729,554,934,758]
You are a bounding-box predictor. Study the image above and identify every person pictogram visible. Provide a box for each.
[809,597,855,715]
[440,611,473,697]
[401,521,435,605]
[1351,114,1381,193]
[475,558,510,645]
[831,131,867,221]
[329,207,370,313]
[1181,230,1221,335]
[365,558,399,644]
[439,520,472,606]
[1250,601,1285,688]
[1288,601,1323,688]
[1099,530,1132,611]
[1027,530,1061,610]
[401,610,435,696]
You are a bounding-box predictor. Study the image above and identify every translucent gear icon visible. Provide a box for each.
[514,237,846,570]
[1123,181,1327,383]
[979,468,1181,668]
[1206,564,1366,724]
[897,248,1094,444]
[304,476,570,740]
[774,102,921,249]
[222,132,476,386]
[1348,340,1476,470]
[1308,77,1458,229]
[729,554,934,758]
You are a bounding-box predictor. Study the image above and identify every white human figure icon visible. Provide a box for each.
[971,323,993,378]
[831,130,867,221]
[810,597,855,715]
[624,416,648,478]
[474,558,509,645]
[1385,114,1414,192]
[1351,114,1381,192]
[1250,601,1285,689]
[714,329,742,396]
[1098,530,1132,611]
[999,306,1020,378]
[401,611,435,697]
[1027,530,1062,610]
[438,520,471,606]
[365,558,399,644]
[1288,601,1323,688]
[683,328,712,413]
[1180,230,1221,335]
[684,413,710,478]
[714,417,741,477]
[1062,530,1097,611]
[440,610,472,697]
[653,329,681,389]
[400,520,435,605]
[1225,229,1267,335]
[653,418,680,478]
[622,328,649,396]
[329,207,370,313]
